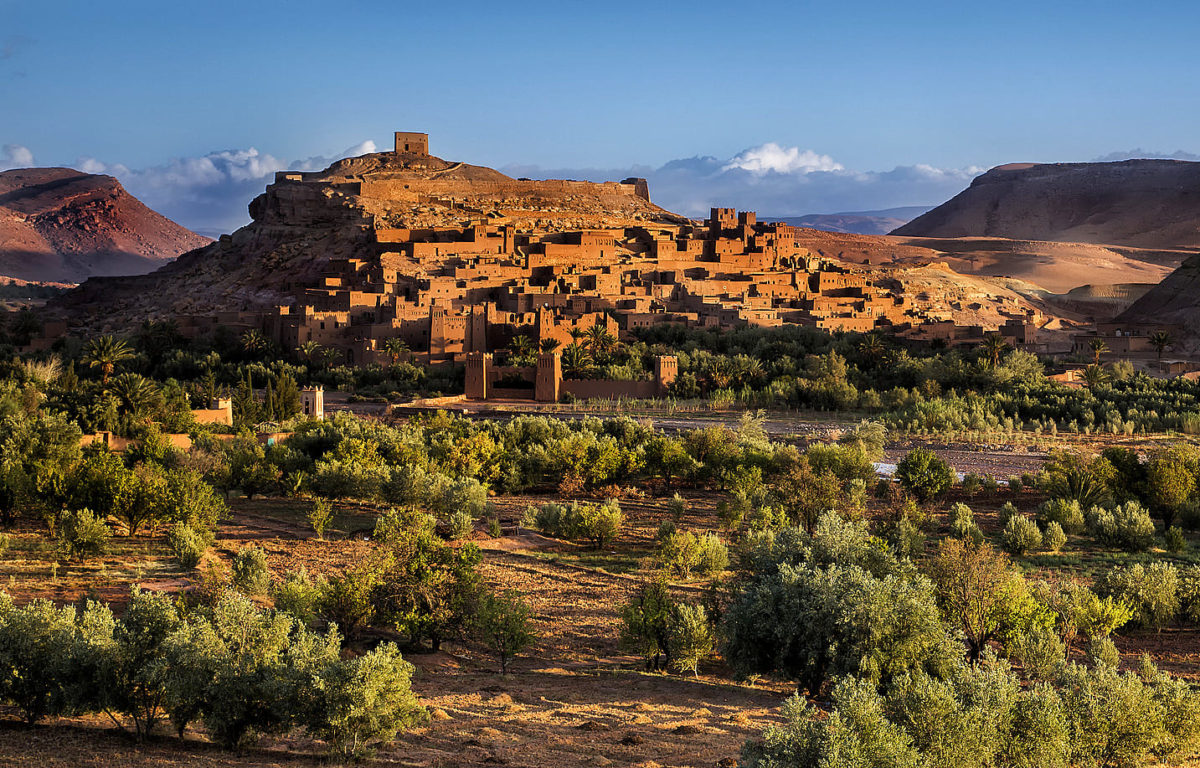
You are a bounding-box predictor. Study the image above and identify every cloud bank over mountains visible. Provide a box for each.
[75,141,377,238]
[503,147,985,220]
[4,140,1198,237]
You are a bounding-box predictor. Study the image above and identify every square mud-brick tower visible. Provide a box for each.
[394,132,429,156]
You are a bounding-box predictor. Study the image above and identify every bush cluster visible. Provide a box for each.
[524,499,624,549]
[0,590,426,757]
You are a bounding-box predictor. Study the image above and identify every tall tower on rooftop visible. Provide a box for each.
[394,132,429,156]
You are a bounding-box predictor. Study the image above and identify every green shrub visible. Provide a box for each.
[1180,566,1200,623]
[1070,588,1136,640]
[743,679,921,768]
[307,641,427,759]
[658,530,728,579]
[1002,516,1042,556]
[1086,501,1155,551]
[231,545,270,595]
[1086,635,1120,668]
[485,514,502,538]
[0,595,80,723]
[427,476,488,519]
[1037,498,1085,535]
[472,589,536,674]
[1166,525,1188,553]
[666,602,714,676]
[947,502,973,528]
[1043,521,1067,553]
[1055,663,1161,767]
[961,473,984,496]
[1096,562,1179,631]
[998,501,1019,527]
[722,518,957,696]
[272,568,323,624]
[1006,684,1071,768]
[621,576,675,671]
[666,493,687,520]
[527,499,624,549]
[167,522,213,570]
[656,519,677,541]
[888,517,925,559]
[57,507,110,562]
[307,497,333,539]
[948,503,983,545]
[578,499,623,548]
[446,510,474,540]
[895,448,953,502]
[1006,625,1065,680]
[1007,475,1023,494]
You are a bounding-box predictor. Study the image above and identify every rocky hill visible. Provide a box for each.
[0,168,210,283]
[1119,254,1200,341]
[892,160,1200,250]
[49,150,677,330]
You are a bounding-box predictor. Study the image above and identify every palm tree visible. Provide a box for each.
[297,340,322,364]
[83,335,135,385]
[586,323,616,358]
[510,334,536,365]
[538,337,562,354]
[1150,331,1174,361]
[110,372,160,420]
[1088,338,1110,366]
[382,337,410,365]
[731,354,765,386]
[706,358,735,390]
[568,327,589,348]
[980,333,1010,369]
[857,332,886,361]
[241,329,269,356]
[137,319,183,357]
[1083,363,1110,389]
[561,343,592,378]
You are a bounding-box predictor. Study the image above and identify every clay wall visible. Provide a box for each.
[360,178,648,203]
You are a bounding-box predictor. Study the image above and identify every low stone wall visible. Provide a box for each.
[562,379,658,400]
[490,387,536,400]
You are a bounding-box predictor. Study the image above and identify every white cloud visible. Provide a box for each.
[11,135,979,235]
[722,143,843,174]
[1,143,34,170]
[503,145,982,219]
[75,141,377,237]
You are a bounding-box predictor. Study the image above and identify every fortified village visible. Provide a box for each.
[51,130,1149,401]
[115,132,1051,398]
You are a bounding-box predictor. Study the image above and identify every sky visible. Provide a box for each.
[2,0,1199,235]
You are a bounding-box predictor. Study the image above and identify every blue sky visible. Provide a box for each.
[3,0,1199,233]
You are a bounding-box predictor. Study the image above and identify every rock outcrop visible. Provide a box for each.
[0,168,210,283]
[49,150,677,330]
[1119,254,1200,342]
[892,160,1200,250]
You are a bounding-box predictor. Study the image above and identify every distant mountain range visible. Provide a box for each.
[892,160,1200,249]
[771,206,931,235]
[0,167,210,284]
